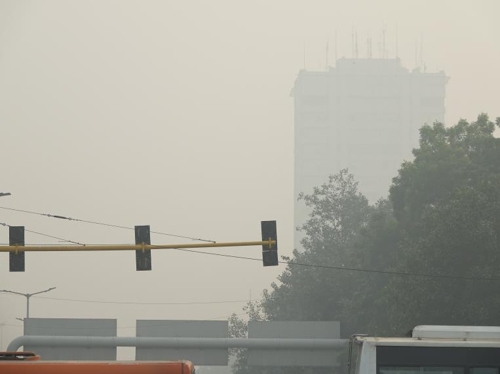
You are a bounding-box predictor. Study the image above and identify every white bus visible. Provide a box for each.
[349,326,500,374]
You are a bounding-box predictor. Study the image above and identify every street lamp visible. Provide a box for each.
[0,321,4,350]
[0,287,56,319]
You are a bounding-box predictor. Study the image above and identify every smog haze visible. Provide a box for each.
[1,0,499,359]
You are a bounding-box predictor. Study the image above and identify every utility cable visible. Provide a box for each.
[0,206,215,243]
[0,291,256,306]
[0,222,84,246]
[30,296,252,306]
[3,208,496,282]
[173,248,500,282]
[1,292,264,307]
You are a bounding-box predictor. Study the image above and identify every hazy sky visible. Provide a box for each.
[1,0,499,358]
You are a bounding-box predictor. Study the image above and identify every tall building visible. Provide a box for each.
[292,57,448,247]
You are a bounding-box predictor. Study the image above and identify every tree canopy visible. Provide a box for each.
[230,114,500,372]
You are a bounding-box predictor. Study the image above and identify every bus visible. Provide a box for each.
[0,352,196,374]
[349,326,500,374]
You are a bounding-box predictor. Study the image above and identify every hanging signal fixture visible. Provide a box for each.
[1,221,278,272]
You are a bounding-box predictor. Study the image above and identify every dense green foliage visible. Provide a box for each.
[384,114,500,333]
[230,114,500,373]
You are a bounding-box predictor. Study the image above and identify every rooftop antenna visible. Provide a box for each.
[367,31,372,59]
[355,29,359,59]
[396,23,399,59]
[420,34,424,71]
[303,39,306,70]
[351,27,355,58]
[414,38,418,69]
[335,29,338,64]
[382,25,386,58]
[378,31,382,58]
[326,36,329,71]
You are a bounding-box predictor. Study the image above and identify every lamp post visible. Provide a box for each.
[0,287,56,318]
[0,321,4,350]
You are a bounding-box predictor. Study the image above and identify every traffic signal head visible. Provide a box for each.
[261,220,278,266]
[9,226,25,272]
[135,225,152,271]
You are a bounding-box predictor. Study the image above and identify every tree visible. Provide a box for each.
[391,114,500,227]
[230,114,500,374]
[260,169,377,336]
[383,114,500,334]
[229,303,319,374]
[229,169,374,374]
[229,303,265,374]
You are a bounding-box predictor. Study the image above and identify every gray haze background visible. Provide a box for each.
[1,0,499,358]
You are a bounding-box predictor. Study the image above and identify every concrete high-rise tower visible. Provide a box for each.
[292,57,448,248]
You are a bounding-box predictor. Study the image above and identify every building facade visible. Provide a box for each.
[292,58,448,247]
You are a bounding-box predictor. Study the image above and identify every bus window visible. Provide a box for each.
[471,369,499,374]
[379,367,464,374]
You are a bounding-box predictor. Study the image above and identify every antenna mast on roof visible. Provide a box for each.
[382,25,386,58]
[378,30,382,58]
[367,32,372,59]
[326,36,329,71]
[396,23,399,59]
[351,27,355,58]
[355,30,359,59]
[420,34,424,71]
[303,39,306,70]
[335,29,338,64]
[414,38,418,69]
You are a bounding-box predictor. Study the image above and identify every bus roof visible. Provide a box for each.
[356,336,500,348]
[355,325,500,348]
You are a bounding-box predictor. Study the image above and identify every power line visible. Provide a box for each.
[0,206,215,243]
[32,296,252,306]
[0,243,87,246]
[2,208,497,283]
[1,291,255,306]
[173,248,500,282]
[0,222,84,245]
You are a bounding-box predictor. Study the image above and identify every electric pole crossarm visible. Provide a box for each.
[0,287,56,318]
[0,240,277,253]
[0,290,26,296]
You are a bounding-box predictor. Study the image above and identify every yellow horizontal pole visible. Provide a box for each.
[0,240,277,253]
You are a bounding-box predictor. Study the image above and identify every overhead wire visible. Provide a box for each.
[0,243,86,246]
[27,295,252,306]
[0,206,215,243]
[0,222,84,245]
[172,248,500,282]
[2,207,498,282]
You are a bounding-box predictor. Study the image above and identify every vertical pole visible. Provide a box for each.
[335,29,337,64]
[303,40,306,70]
[26,295,30,319]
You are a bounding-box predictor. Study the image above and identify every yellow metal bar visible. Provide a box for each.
[0,240,277,253]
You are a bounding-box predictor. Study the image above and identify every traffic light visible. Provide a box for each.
[2,222,277,271]
[135,225,152,271]
[261,220,278,266]
[9,226,25,272]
